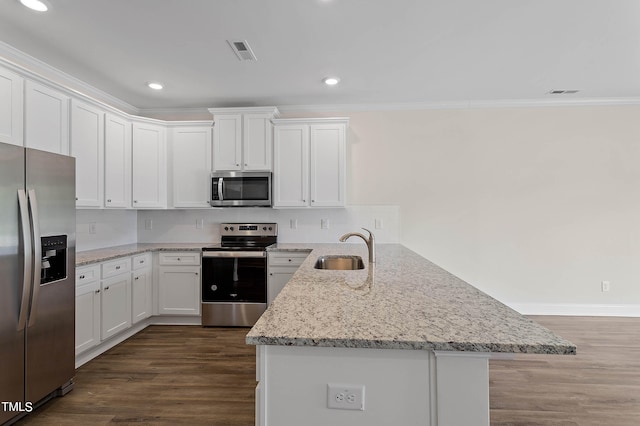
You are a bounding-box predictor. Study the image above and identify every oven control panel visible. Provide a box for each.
[220,223,277,237]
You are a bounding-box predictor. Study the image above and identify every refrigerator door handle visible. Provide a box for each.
[27,189,42,328]
[17,189,33,332]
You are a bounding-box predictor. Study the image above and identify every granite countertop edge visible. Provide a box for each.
[76,243,206,266]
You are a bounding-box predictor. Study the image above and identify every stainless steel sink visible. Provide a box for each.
[313,255,365,270]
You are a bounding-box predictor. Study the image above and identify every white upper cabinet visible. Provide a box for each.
[25,80,70,155]
[0,66,24,146]
[104,113,132,209]
[212,114,242,170]
[71,100,104,207]
[170,124,213,208]
[209,107,279,171]
[309,123,346,207]
[132,122,166,209]
[273,124,309,207]
[273,118,348,208]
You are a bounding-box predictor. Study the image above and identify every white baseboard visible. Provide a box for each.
[507,302,640,317]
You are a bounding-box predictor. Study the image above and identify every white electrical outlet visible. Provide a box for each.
[145,219,153,230]
[375,218,383,229]
[601,281,611,292]
[290,219,298,229]
[88,222,97,234]
[321,218,329,229]
[196,219,204,229]
[327,384,365,411]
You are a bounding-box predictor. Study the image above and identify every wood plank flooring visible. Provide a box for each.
[15,316,640,425]
[490,316,640,425]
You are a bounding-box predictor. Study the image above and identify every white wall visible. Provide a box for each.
[283,107,640,315]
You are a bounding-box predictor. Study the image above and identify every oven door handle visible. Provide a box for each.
[203,251,266,258]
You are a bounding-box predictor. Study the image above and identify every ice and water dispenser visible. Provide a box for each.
[40,235,67,284]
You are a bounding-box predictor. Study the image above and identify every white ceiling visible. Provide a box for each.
[1,0,639,111]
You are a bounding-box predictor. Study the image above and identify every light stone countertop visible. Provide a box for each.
[247,243,576,355]
[76,243,206,266]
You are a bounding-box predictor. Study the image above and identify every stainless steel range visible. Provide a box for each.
[201,223,277,326]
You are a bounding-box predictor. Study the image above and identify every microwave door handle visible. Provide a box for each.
[218,178,224,201]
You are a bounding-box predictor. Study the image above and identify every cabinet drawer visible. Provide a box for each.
[132,253,152,270]
[159,252,201,266]
[101,257,131,279]
[76,264,100,286]
[268,252,309,267]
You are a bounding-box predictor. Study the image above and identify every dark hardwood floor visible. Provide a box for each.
[15,317,640,425]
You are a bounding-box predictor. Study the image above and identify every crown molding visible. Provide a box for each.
[275,97,640,113]
[0,41,139,115]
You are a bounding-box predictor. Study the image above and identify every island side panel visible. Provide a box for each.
[433,351,490,426]
[258,345,431,426]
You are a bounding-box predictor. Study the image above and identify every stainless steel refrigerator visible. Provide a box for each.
[0,142,75,425]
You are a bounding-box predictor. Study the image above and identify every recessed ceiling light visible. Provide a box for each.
[147,82,164,90]
[19,0,50,12]
[323,77,340,86]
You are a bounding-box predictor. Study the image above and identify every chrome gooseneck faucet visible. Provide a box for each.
[339,228,375,263]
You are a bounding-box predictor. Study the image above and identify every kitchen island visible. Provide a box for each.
[247,243,575,426]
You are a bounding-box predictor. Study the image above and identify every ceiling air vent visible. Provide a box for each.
[228,40,257,61]
[548,89,579,95]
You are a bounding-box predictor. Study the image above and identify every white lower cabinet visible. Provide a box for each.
[267,251,309,305]
[158,252,201,315]
[75,264,101,355]
[101,271,132,341]
[131,253,152,324]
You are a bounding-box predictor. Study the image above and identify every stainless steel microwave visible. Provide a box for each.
[210,171,272,207]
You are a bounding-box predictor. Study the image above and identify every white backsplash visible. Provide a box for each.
[76,205,400,251]
[136,205,400,244]
[76,209,138,251]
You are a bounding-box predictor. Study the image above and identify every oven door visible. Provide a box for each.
[202,251,267,303]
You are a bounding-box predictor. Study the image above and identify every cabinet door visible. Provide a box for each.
[104,114,132,208]
[243,113,272,171]
[309,123,346,207]
[213,114,242,171]
[171,126,212,208]
[0,66,24,146]
[24,80,69,154]
[71,100,104,207]
[132,123,166,208]
[132,268,152,324]
[273,125,309,207]
[267,268,297,306]
[101,274,132,340]
[75,281,101,355]
[158,266,201,315]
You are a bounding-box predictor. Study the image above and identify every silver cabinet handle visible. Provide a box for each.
[116,265,121,270]
[95,289,101,294]
[104,286,110,291]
